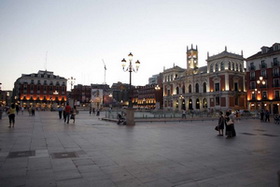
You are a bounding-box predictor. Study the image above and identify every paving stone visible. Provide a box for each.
[0,111,279,186]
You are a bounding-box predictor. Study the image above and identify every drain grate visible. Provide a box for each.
[51,152,78,159]
[241,132,256,136]
[262,134,279,137]
[8,150,35,158]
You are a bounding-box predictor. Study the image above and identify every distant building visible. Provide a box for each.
[148,74,160,85]
[13,70,67,108]
[0,90,12,106]
[72,84,110,108]
[162,45,246,111]
[246,43,280,114]
[133,84,163,109]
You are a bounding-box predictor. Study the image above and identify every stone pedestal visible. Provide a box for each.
[125,108,135,126]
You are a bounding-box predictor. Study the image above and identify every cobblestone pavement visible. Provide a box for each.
[0,111,279,187]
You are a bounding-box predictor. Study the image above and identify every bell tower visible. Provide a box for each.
[186,44,198,70]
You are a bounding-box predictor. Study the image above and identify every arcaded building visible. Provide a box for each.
[162,45,246,111]
[13,70,67,108]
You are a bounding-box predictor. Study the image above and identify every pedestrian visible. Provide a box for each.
[64,103,71,124]
[182,109,186,119]
[217,111,225,136]
[0,104,3,119]
[31,106,35,116]
[225,110,236,139]
[70,106,77,123]
[7,104,16,128]
[89,106,92,115]
[96,109,100,116]
[264,110,270,122]
[16,104,20,115]
[260,109,264,121]
[58,106,63,119]
[21,106,24,115]
[235,110,240,121]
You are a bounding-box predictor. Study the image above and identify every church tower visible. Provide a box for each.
[186,44,198,70]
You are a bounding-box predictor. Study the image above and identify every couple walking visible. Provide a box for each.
[63,103,76,124]
[216,110,236,138]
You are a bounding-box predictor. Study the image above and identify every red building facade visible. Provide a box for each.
[246,43,280,114]
[13,70,67,108]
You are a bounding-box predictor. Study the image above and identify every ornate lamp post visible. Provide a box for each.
[67,77,76,106]
[256,76,266,110]
[121,52,140,125]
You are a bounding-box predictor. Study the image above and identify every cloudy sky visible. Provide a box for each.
[0,0,279,90]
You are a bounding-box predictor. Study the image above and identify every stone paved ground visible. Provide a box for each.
[0,111,279,187]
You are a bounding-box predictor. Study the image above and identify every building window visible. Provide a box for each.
[273,79,280,87]
[275,91,280,99]
[228,62,231,70]
[250,71,255,80]
[189,84,192,93]
[232,62,235,71]
[240,64,243,72]
[221,62,224,70]
[176,87,179,95]
[215,97,220,105]
[273,58,279,66]
[215,83,220,92]
[260,60,267,69]
[182,85,185,94]
[250,62,255,71]
[261,70,266,77]
[203,82,207,93]
[234,83,238,91]
[210,64,213,72]
[273,68,279,77]
[215,63,218,72]
[250,81,256,89]
[195,83,199,93]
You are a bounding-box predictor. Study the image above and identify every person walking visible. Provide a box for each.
[0,104,3,120]
[225,110,236,138]
[58,106,63,119]
[64,103,71,124]
[264,110,270,122]
[260,109,264,122]
[8,104,16,128]
[182,109,186,119]
[217,111,225,136]
[70,106,77,123]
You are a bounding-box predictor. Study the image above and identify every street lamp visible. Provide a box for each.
[256,76,266,110]
[121,52,140,108]
[121,52,140,125]
[68,77,76,91]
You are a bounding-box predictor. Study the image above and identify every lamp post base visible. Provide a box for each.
[125,108,135,126]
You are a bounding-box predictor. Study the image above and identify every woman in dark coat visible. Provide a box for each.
[225,111,236,138]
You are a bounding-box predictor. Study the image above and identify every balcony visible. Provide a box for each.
[271,61,279,67]
[249,76,255,81]
[273,73,280,78]
[259,63,267,69]
[249,66,255,71]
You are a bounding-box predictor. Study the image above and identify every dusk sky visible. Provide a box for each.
[0,0,279,90]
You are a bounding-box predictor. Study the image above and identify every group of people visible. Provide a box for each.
[216,110,236,139]
[260,109,270,122]
[57,103,77,124]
